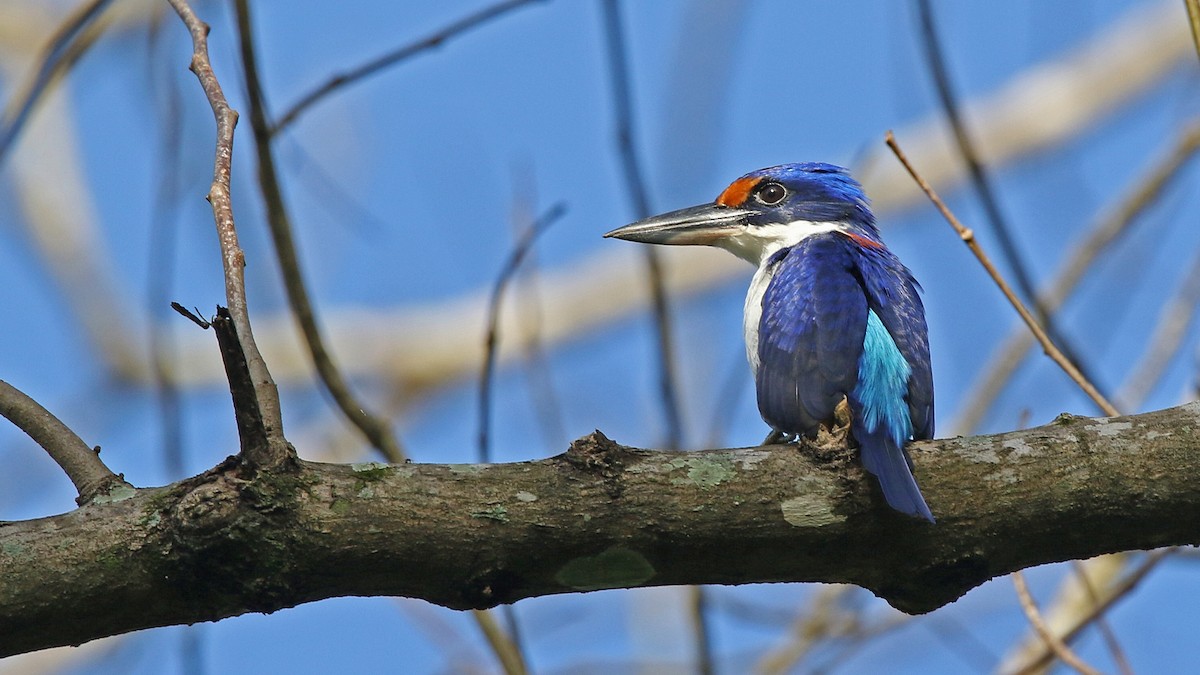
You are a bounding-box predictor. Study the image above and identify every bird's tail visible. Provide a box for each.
[855,426,934,522]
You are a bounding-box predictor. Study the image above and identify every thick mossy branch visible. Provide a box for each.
[3,403,1200,656]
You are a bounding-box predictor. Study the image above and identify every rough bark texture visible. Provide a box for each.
[3,403,1200,656]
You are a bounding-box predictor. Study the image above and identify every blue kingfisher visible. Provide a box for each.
[605,163,935,521]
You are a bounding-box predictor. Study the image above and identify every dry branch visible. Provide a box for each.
[67,0,1189,396]
[231,0,403,463]
[3,402,1200,656]
[168,0,294,472]
[887,132,1119,417]
[0,380,129,504]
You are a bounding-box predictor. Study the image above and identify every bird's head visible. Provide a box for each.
[604,163,879,265]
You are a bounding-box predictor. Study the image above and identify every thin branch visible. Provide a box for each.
[0,0,116,165]
[886,131,1119,417]
[394,600,490,673]
[1010,550,1174,675]
[999,554,1127,675]
[513,244,569,451]
[757,586,909,675]
[211,307,271,458]
[117,17,1195,394]
[1069,561,1134,675]
[168,0,286,451]
[1011,572,1100,675]
[914,0,1104,396]
[478,202,568,462]
[599,0,685,448]
[470,609,529,675]
[0,380,129,505]
[270,0,546,134]
[1186,0,1200,61]
[689,586,715,675]
[951,118,1200,434]
[925,614,999,672]
[859,1,1192,214]
[232,0,403,463]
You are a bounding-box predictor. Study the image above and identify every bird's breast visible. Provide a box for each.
[742,261,777,377]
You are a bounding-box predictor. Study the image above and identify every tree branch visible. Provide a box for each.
[599,0,685,448]
[887,131,1119,416]
[271,0,546,134]
[914,0,1104,401]
[0,380,130,505]
[168,0,286,454]
[0,0,116,165]
[232,0,404,463]
[3,402,1199,656]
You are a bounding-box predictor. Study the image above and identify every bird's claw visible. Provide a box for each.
[761,429,795,446]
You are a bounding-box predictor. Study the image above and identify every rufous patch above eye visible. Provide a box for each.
[715,176,761,207]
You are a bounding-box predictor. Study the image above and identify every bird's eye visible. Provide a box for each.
[755,182,787,206]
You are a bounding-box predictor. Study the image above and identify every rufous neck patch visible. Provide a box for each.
[842,231,884,249]
[716,176,761,207]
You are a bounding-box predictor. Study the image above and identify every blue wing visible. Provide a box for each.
[858,248,934,441]
[756,234,867,435]
[756,232,935,521]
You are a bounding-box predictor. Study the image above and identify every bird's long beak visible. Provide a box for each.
[604,203,751,246]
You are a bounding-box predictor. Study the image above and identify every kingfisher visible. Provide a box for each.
[604,163,935,521]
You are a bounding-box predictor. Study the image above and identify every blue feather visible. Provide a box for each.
[850,311,934,522]
[755,232,935,521]
[853,310,913,448]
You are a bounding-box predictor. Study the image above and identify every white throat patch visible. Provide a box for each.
[736,221,850,375]
[716,220,846,266]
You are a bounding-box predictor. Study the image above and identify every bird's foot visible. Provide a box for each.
[816,421,852,448]
[761,429,796,446]
[813,399,854,448]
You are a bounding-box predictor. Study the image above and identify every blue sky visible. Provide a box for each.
[1,0,1199,672]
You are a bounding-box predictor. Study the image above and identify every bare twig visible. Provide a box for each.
[756,585,910,675]
[914,0,1103,395]
[112,14,1194,394]
[999,555,1126,675]
[0,380,129,505]
[478,202,567,462]
[1186,0,1200,61]
[952,118,1200,434]
[925,615,999,672]
[232,0,403,463]
[756,586,850,675]
[393,600,490,674]
[859,1,1192,214]
[509,178,569,450]
[1009,550,1174,675]
[599,0,685,449]
[689,586,715,675]
[1069,561,1134,675]
[887,132,1119,417]
[211,307,271,459]
[168,0,286,451]
[1011,572,1100,675]
[271,0,546,134]
[0,0,117,165]
[471,609,529,675]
